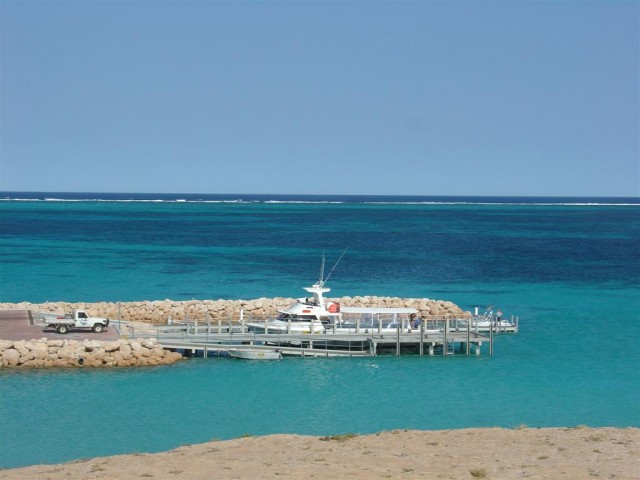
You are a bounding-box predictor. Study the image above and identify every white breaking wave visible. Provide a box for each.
[0,195,638,207]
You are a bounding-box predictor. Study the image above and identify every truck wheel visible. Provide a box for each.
[57,325,69,334]
[92,324,104,333]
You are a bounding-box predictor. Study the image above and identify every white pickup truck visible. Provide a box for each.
[42,309,110,334]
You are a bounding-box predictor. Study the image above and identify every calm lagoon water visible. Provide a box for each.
[0,193,638,468]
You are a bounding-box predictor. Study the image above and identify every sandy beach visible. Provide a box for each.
[2,427,638,479]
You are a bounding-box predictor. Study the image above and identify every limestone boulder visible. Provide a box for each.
[58,346,77,360]
[20,352,35,363]
[119,344,132,359]
[104,341,121,352]
[2,348,20,366]
[32,347,48,360]
[83,340,102,352]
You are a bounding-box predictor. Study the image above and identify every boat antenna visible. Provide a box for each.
[323,248,348,285]
[318,252,326,285]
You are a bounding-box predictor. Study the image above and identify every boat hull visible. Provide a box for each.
[228,349,282,360]
[246,320,324,334]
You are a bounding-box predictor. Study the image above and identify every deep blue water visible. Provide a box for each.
[0,193,639,468]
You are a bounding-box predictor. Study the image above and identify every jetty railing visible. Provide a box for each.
[125,312,517,336]
[120,312,508,358]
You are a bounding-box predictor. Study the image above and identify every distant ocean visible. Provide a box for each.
[1,192,639,468]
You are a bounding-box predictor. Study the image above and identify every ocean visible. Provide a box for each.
[1,192,639,468]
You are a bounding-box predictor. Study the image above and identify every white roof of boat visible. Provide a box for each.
[340,307,418,314]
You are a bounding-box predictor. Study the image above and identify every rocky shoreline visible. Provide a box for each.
[0,338,182,368]
[0,296,467,324]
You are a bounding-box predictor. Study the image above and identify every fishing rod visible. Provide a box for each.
[322,248,348,285]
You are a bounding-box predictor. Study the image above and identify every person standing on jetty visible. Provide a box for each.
[410,313,422,330]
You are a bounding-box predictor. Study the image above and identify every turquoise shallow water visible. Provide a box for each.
[0,195,638,467]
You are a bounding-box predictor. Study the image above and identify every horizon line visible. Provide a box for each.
[2,190,639,199]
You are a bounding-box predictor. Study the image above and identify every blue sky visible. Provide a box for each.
[1,1,638,196]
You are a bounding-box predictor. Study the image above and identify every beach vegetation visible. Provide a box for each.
[565,424,588,431]
[319,433,358,442]
[469,467,487,478]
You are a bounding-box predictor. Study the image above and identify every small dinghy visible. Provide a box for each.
[228,349,282,360]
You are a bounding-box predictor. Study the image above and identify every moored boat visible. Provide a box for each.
[463,307,518,332]
[228,349,282,360]
[245,257,422,334]
[245,281,339,334]
[246,255,345,334]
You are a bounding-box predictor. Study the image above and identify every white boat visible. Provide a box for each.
[470,318,517,332]
[245,282,339,334]
[246,254,345,334]
[463,307,517,332]
[228,349,282,360]
[246,254,423,335]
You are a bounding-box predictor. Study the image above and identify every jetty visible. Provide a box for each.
[0,309,518,363]
[125,316,517,358]
[1,306,520,364]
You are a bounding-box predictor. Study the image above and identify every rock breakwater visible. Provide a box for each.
[0,338,183,368]
[0,297,468,324]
